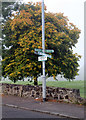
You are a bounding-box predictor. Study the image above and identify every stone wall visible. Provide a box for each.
[1,83,85,104]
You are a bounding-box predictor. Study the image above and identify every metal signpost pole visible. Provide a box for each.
[42,0,46,102]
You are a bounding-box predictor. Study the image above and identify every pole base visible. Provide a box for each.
[43,98,46,102]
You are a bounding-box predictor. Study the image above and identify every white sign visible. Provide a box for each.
[36,52,51,58]
[38,56,47,61]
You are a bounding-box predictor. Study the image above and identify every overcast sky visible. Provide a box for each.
[22,0,84,73]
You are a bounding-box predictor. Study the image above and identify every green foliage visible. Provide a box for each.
[2,2,81,84]
[1,1,22,61]
[2,2,21,23]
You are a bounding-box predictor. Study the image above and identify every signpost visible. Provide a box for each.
[34,0,54,102]
[42,0,46,102]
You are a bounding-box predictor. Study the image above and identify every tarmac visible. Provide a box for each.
[1,94,86,120]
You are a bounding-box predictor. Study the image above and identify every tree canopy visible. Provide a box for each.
[2,2,81,84]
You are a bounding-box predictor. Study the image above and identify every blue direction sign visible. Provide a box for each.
[45,49,54,53]
[35,49,54,53]
[35,49,42,52]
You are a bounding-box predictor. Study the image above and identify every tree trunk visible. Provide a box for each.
[13,79,16,83]
[34,77,38,85]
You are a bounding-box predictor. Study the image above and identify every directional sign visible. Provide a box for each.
[38,56,47,61]
[45,49,54,53]
[35,49,54,53]
[35,51,51,58]
[35,49,42,52]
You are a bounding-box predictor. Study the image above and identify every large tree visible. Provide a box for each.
[2,2,81,84]
[2,1,25,53]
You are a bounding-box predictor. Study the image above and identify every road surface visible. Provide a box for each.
[2,105,63,119]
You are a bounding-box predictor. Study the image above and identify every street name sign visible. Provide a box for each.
[35,49,42,52]
[35,51,51,58]
[38,56,47,61]
[45,49,54,53]
[35,49,54,53]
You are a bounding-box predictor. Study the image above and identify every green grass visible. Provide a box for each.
[0,80,34,85]
[0,80,85,98]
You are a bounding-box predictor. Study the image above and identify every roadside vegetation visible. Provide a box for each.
[2,1,81,85]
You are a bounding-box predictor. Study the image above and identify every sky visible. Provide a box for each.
[22,0,85,80]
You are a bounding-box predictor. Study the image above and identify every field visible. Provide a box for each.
[0,80,85,98]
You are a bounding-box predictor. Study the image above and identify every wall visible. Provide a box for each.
[1,83,85,104]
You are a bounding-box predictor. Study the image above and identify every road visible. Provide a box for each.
[2,105,63,119]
